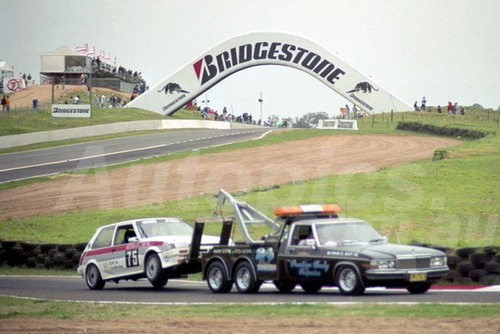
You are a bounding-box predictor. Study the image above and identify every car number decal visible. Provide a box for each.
[125,249,139,268]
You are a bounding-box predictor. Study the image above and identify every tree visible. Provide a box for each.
[293,112,330,128]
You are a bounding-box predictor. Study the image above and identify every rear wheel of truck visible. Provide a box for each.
[234,262,261,293]
[300,282,322,293]
[145,253,168,289]
[273,279,296,293]
[207,261,233,293]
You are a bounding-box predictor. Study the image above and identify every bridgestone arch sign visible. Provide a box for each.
[126,31,411,115]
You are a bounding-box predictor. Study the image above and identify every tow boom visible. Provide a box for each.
[214,189,279,244]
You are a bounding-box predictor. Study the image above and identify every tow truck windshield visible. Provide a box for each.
[316,221,383,246]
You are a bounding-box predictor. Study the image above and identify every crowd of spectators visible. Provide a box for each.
[91,57,145,86]
[414,97,465,115]
[186,100,270,125]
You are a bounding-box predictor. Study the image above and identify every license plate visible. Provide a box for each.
[409,272,427,282]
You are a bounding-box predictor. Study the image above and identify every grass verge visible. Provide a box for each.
[1,296,499,319]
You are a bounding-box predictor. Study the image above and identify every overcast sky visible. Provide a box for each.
[1,0,499,119]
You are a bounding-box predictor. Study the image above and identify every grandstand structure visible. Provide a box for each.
[40,46,145,93]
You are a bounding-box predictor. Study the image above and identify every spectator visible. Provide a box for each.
[447,101,453,114]
[421,97,426,110]
[437,105,442,113]
[74,95,80,104]
[452,102,458,115]
[32,97,38,113]
[1,95,6,112]
[4,95,10,113]
[414,101,419,111]
[100,94,106,108]
[344,104,350,119]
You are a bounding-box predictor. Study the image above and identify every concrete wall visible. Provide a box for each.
[0,120,266,149]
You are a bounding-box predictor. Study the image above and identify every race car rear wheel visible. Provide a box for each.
[86,264,105,290]
[336,265,365,295]
[145,253,168,289]
[234,262,261,293]
[207,261,233,293]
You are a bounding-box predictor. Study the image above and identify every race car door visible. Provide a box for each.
[111,224,141,276]
[89,225,126,279]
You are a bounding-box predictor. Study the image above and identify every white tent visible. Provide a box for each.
[40,46,89,73]
[0,60,14,79]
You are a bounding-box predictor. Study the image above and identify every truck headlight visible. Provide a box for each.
[430,256,446,267]
[370,259,396,269]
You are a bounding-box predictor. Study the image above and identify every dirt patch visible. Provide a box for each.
[0,134,459,220]
[7,84,129,108]
[0,316,498,333]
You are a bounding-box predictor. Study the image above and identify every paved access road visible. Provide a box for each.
[1,276,499,304]
[0,128,270,183]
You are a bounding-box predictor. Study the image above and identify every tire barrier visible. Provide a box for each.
[0,240,86,271]
[396,121,488,139]
[1,240,500,284]
[444,246,500,285]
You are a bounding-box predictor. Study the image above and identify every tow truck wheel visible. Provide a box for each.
[207,261,233,293]
[407,282,431,294]
[273,280,296,293]
[86,264,105,290]
[336,265,365,295]
[300,282,322,293]
[234,262,261,293]
[145,253,168,289]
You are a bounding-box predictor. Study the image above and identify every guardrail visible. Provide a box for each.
[0,120,265,149]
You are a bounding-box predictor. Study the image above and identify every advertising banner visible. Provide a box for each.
[3,78,26,93]
[318,119,358,130]
[52,104,91,118]
[126,31,412,116]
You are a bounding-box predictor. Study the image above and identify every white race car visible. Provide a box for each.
[77,217,220,290]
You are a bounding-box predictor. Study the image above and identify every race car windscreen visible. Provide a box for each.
[137,219,193,238]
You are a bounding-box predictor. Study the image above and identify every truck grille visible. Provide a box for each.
[397,257,430,269]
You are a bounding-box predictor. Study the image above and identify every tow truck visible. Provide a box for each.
[199,189,448,295]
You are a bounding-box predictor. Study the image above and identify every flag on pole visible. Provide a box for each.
[86,47,95,56]
[75,43,88,53]
[97,50,105,60]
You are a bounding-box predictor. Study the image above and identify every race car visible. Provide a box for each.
[78,217,220,290]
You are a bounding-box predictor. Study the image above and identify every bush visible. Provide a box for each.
[396,121,488,139]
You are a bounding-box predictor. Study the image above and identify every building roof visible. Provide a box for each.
[41,46,84,57]
[0,61,14,72]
